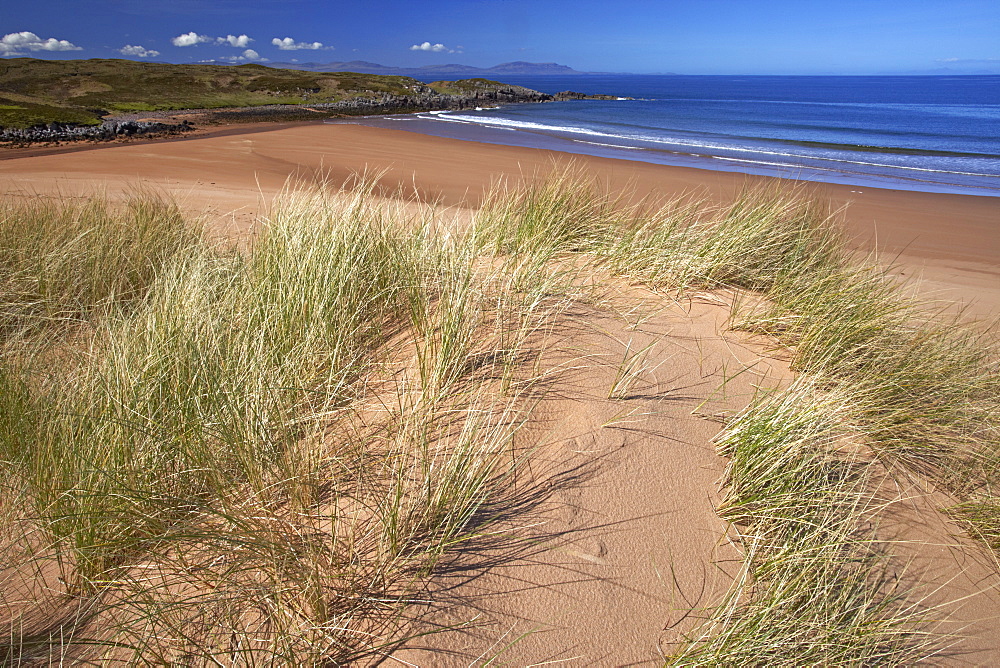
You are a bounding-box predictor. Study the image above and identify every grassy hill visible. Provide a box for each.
[0,58,442,129]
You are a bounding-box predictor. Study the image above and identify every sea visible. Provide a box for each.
[329,75,1000,198]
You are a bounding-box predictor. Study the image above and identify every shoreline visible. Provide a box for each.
[331,113,1000,199]
[7,97,998,199]
[1,121,996,314]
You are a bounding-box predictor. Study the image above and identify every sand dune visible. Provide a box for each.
[2,124,998,664]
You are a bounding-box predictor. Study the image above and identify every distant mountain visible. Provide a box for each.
[483,61,583,75]
[889,67,1000,75]
[271,60,592,77]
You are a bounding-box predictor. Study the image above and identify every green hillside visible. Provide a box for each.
[0,58,433,129]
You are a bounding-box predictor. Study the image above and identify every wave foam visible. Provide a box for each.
[421,114,999,179]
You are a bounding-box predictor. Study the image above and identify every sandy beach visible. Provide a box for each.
[2,122,996,315]
[2,124,999,664]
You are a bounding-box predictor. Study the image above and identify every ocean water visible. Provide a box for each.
[331,75,1000,197]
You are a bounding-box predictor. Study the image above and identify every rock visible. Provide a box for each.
[0,119,193,145]
[554,90,632,101]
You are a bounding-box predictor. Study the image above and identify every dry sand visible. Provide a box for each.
[3,122,996,315]
[2,124,999,665]
[387,287,795,665]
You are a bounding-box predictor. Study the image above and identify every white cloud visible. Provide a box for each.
[118,44,160,58]
[174,32,257,49]
[171,31,212,47]
[271,37,327,51]
[219,34,252,48]
[220,48,266,63]
[0,31,82,56]
[410,41,453,53]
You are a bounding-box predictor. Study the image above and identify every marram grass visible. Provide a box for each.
[0,191,200,341]
[0,185,556,663]
[475,171,997,663]
[666,380,942,665]
[0,172,997,664]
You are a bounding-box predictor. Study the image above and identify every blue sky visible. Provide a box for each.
[2,0,998,74]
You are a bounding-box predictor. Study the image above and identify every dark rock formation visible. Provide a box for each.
[202,86,555,124]
[0,119,193,145]
[554,91,631,101]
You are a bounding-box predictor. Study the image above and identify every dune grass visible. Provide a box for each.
[0,191,199,341]
[0,185,567,663]
[667,381,941,664]
[1,171,997,663]
[471,171,999,663]
[611,185,996,664]
[476,170,998,501]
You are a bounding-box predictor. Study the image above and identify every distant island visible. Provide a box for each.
[268,60,601,77]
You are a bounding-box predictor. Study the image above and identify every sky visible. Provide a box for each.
[2,0,999,75]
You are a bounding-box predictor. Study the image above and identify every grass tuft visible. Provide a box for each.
[669,381,941,664]
[0,191,199,340]
[0,184,553,663]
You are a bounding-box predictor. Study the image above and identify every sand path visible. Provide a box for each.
[387,287,792,665]
[387,286,1000,666]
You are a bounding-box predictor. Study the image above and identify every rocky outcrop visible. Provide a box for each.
[195,87,555,124]
[277,87,551,113]
[112,85,557,126]
[426,80,554,103]
[0,119,193,145]
[0,85,555,145]
[554,91,632,101]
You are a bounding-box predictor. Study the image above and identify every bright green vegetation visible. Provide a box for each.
[1,174,997,663]
[0,58,465,128]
